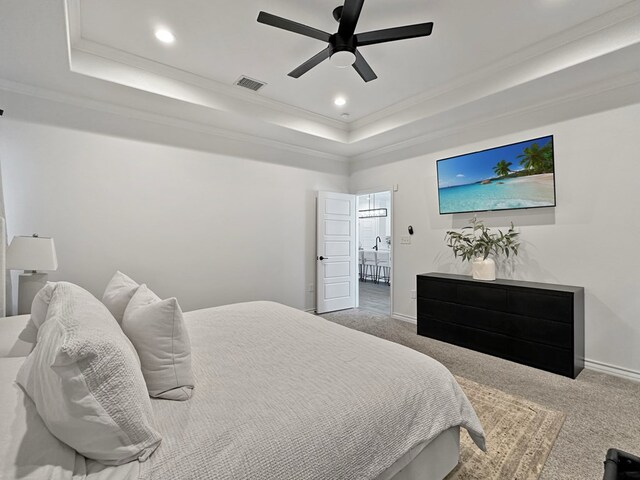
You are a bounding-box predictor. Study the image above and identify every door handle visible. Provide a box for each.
[318,256,329,260]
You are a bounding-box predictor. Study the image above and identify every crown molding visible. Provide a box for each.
[349,1,640,142]
[349,70,640,171]
[65,0,349,144]
[3,65,638,175]
[8,0,639,172]
[352,1,640,128]
[68,44,350,143]
[65,0,640,147]
[72,39,349,134]
[0,78,349,165]
[64,0,81,45]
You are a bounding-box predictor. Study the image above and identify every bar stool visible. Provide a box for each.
[376,250,391,285]
[358,250,364,281]
[362,251,377,282]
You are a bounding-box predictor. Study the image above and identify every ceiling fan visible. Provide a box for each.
[257,0,434,82]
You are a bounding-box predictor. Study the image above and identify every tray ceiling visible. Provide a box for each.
[76,0,631,122]
[1,0,639,168]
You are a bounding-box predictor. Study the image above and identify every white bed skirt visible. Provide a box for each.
[383,427,460,480]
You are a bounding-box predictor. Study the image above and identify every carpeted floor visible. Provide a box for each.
[320,308,640,480]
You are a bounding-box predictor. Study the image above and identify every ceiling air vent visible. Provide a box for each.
[235,76,266,92]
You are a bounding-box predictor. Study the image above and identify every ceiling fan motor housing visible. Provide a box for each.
[330,33,356,52]
[329,33,357,66]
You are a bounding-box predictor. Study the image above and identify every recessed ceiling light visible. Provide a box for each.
[334,96,347,107]
[154,29,175,44]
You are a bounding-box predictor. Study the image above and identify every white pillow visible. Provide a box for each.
[122,285,194,401]
[31,282,57,328]
[16,282,162,465]
[102,271,139,323]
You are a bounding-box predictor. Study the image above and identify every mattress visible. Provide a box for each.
[143,301,484,480]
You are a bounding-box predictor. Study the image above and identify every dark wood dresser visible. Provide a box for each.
[417,272,584,378]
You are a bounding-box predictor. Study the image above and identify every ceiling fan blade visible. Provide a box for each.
[356,22,433,46]
[288,47,332,78]
[257,11,331,42]
[338,0,365,38]
[353,50,377,82]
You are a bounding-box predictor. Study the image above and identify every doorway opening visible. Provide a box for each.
[357,191,391,315]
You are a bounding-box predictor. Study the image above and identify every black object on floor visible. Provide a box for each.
[603,449,640,480]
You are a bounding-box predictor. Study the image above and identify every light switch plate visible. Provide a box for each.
[400,236,411,245]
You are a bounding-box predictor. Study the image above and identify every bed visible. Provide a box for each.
[0,299,484,480]
[0,233,484,480]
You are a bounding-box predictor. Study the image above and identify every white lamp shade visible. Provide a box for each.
[7,236,58,271]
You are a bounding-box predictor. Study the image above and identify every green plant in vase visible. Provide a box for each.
[444,217,520,280]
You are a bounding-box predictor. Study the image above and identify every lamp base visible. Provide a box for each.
[18,272,48,315]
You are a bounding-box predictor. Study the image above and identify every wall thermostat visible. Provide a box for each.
[408,225,414,235]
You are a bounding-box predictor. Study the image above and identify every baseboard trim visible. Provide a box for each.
[392,312,417,325]
[584,359,640,383]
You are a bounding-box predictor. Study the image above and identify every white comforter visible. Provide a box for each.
[1,301,484,480]
[142,301,485,480]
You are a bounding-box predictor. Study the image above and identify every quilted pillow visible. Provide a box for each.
[122,285,194,401]
[102,271,139,324]
[16,282,162,465]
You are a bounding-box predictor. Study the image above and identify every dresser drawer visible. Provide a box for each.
[421,300,573,349]
[508,289,573,323]
[457,283,507,311]
[458,305,573,349]
[417,298,458,322]
[418,317,573,377]
[417,276,457,302]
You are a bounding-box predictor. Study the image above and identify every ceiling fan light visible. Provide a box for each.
[330,51,356,68]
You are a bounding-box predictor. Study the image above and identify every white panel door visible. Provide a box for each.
[316,192,356,314]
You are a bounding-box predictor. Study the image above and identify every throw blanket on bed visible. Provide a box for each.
[143,301,485,480]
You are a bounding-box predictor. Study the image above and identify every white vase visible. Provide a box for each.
[472,257,496,281]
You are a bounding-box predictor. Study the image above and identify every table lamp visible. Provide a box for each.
[7,234,58,315]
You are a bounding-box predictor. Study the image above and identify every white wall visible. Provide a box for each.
[1,119,348,312]
[3,96,639,377]
[350,103,640,377]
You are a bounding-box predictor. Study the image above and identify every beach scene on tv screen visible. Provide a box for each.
[437,136,555,214]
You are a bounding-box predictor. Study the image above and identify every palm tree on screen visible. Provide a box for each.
[517,143,546,173]
[493,160,512,177]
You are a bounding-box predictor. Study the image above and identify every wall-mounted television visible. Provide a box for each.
[436,135,556,215]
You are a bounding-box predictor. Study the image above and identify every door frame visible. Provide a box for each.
[355,186,394,316]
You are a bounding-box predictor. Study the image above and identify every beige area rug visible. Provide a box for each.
[447,376,566,480]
